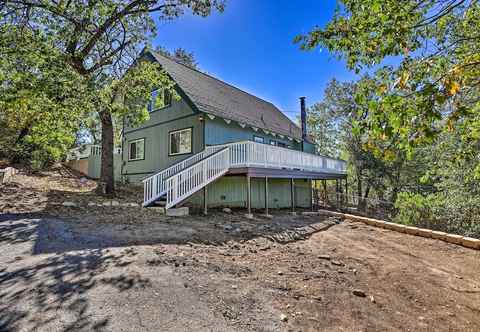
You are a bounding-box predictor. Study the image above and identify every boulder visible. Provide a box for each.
[0,167,17,184]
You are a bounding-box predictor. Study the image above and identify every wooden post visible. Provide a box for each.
[322,179,327,208]
[203,185,208,215]
[335,179,339,209]
[247,175,251,215]
[265,177,269,215]
[345,177,348,208]
[290,178,295,212]
[311,179,314,211]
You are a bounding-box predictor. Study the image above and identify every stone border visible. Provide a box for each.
[306,209,480,251]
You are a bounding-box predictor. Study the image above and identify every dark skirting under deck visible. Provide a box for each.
[226,167,347,180]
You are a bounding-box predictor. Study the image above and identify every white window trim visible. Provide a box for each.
[128,138,145,161]
[169,128,192,156]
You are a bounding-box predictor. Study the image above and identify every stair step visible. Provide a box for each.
[152,200,166,206]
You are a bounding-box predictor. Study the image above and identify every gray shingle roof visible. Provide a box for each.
[150,51,303,140]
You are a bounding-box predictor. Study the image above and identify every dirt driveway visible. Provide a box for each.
[1,211,479,332]
[1,168,480,331]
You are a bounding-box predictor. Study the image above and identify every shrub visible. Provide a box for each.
[394,192,434,227]
[394,192,480,238]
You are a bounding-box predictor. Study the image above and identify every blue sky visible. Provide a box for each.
[153,0,355,120]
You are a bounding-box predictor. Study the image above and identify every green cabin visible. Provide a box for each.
[120,51,346,212]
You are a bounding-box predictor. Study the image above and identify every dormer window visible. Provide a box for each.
[148,89,172,112]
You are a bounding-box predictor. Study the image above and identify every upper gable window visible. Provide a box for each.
[148,89,172,112]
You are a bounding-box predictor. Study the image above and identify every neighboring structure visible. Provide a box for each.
[120,50,347,213]
[66,144,122,179]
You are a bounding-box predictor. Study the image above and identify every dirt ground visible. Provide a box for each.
[1,167,480,331]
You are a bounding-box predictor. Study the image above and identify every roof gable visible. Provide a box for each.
[149,51,303,140]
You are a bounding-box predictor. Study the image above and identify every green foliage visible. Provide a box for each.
[306,102,339,157]
[1,1,222,189]
[97,59,175,126]
[0,26,91,167]
[296,0,480,159]
[300,0,480,237]
[155,46,199,69]
[394,192,435,226]
[394,192,480,238]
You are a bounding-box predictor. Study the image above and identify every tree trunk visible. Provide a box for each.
[98,110,115,196]
[10,125,32,164]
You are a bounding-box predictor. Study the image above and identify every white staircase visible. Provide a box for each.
[142,141,347,209]
[142,146,229,208]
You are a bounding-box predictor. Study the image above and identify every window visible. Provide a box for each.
[277,142,287,148]
[148,89,172,112]
[129,139,145,161]
[269,140,277,146]
[169,128,192,156]
[253,136,264,144]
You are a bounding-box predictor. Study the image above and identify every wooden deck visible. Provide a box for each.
[226,167,347,179]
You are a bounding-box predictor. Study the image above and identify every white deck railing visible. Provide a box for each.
[164,148,230,209]
[142,145,221,206]
[212,141,346,173]
[142,140,346,208]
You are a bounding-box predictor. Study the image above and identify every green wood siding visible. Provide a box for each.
[122,96,204,183]
[303,141,316,154]
[205,117,302,150]
[188,176,312,209]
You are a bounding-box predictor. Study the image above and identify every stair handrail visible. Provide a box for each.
[142,145,220,206]
[164,147,230,209]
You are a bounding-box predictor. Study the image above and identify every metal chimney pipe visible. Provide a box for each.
[300,97,307,140]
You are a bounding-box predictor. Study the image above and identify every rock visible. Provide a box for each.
[277,271,284,276]
[0,167,17,184]
[111,200,120,206]
[280,314,288,322]
[302,211,320,216]
[223,225,234,231]
[244,213,254,219]
[62,201,77,207]
[102,201,111,207]
[369,295,376,303]
[331,260,344,266]
[166,207,189,216]
[88,202,97,206]
[222,207,232,214]
[231,285,238,289]
[259,214,273,219]
[352,289,367,297]
[318,255,331,260]
[129,202,139,207]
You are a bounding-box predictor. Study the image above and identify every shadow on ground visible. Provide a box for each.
[0,241,147,331]
[0,208,338,255]
[0,172,340,332]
